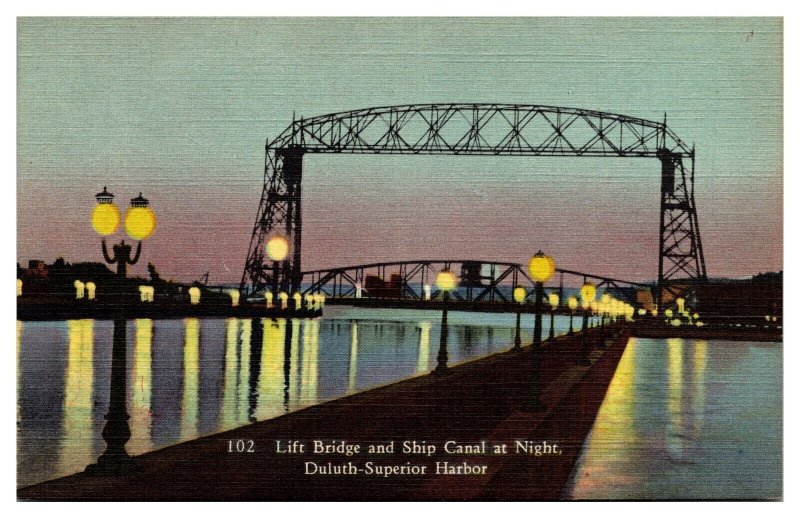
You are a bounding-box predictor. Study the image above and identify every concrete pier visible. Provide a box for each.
[18,326,631,501]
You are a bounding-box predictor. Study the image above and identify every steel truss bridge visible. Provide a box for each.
[241,103,707,307]
[299,259,654,306]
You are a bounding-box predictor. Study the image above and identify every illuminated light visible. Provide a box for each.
[651,309,658,317]
[16,279,22,297]
[279,292,288,309]
[85,281,96,300]
[304,293,314,309]
[265,292,273,308]
[676,297,685,314]
[436,270,458,292]
[355,282,363,299]
[188,286,201,305]
[548,292,559,310]
[567,296,578,311]
[313,293,322,310]
[228,289,240,307]
[73,280,85,300]
[513,287,527,304]
[139,285,149,302]
[664,309,673,318]
[696,321,704,327]
[293,292,302,310]
[638,308,646,316]
[528,251,555,283]
[423,284,431,301]
[590,300,599,313]
[671,318,682,327]
[124,206,157,241]
[265,235,290,262]
[91,203,121,236]
[580,283,597,304]
[581,298,590,310]
[693,313,699,320]
[600,293,611,305]
[764,315,770,322]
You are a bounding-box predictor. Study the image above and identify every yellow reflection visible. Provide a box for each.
[299,319,320,405]
[417,322,432,374]
[348,322,359,393]
[60,319,95,475]
[288,319,300,411]
[238,319,252,421]
[692,340,708,438]
[17,321,22,422]
[255,319,285,421]
[180,318,200,442]
[221,318,240,429]
[129,319,153,454]
[666,338,685,460]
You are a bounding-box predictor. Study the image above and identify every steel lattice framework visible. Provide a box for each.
[241,103,707,306]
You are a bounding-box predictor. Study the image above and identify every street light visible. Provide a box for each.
[266,234,290,303]
[512,286,527,350]
[527,251,555,412]
[567,296,578,335]
[93,188,157,300]
[434,269,458,374]
[578,282,597,365]
[548,292,559,340]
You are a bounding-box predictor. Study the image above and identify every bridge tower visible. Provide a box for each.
[657,146,708,307]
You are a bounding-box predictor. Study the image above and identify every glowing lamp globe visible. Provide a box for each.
[125,207,157,240]
[513,287,527,304]
[92,203,121,236]
[664,308,673,318]
[548,292,559,309]
[638,308,646,316]
[266,235,290,262]
[436,270,458,292]
[567,296,578,311]
[528,251,555,283]
[580,283,596,304]
[590,300,599,313]
[581,299,590,310]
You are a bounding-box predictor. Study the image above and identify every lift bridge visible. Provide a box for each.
[240,103,707,308]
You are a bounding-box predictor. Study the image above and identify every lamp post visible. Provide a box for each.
[434,269,457,374]
[567,296,578,335]
[266,235,290,303]
[578,282,596,366]
[548,292,559,340]
[513,286,526,350]
[93,188,157,300]
[526,251,555,412]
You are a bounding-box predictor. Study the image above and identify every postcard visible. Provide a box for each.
[16,17,783,501]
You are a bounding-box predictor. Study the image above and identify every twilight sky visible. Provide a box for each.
[17,17,782,284]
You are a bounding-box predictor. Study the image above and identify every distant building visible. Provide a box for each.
[24,260,49,279]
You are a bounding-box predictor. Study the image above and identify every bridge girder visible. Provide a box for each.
[240,103,707,306]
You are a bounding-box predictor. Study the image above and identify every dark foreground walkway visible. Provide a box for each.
[19,326,631,501]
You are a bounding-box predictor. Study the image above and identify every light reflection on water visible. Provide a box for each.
[18,308,567,487]
[567,337,782,500]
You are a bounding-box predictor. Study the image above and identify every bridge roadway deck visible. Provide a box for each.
[18,326,631,501]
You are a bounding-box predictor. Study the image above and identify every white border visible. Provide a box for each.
[3,1,795,516]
